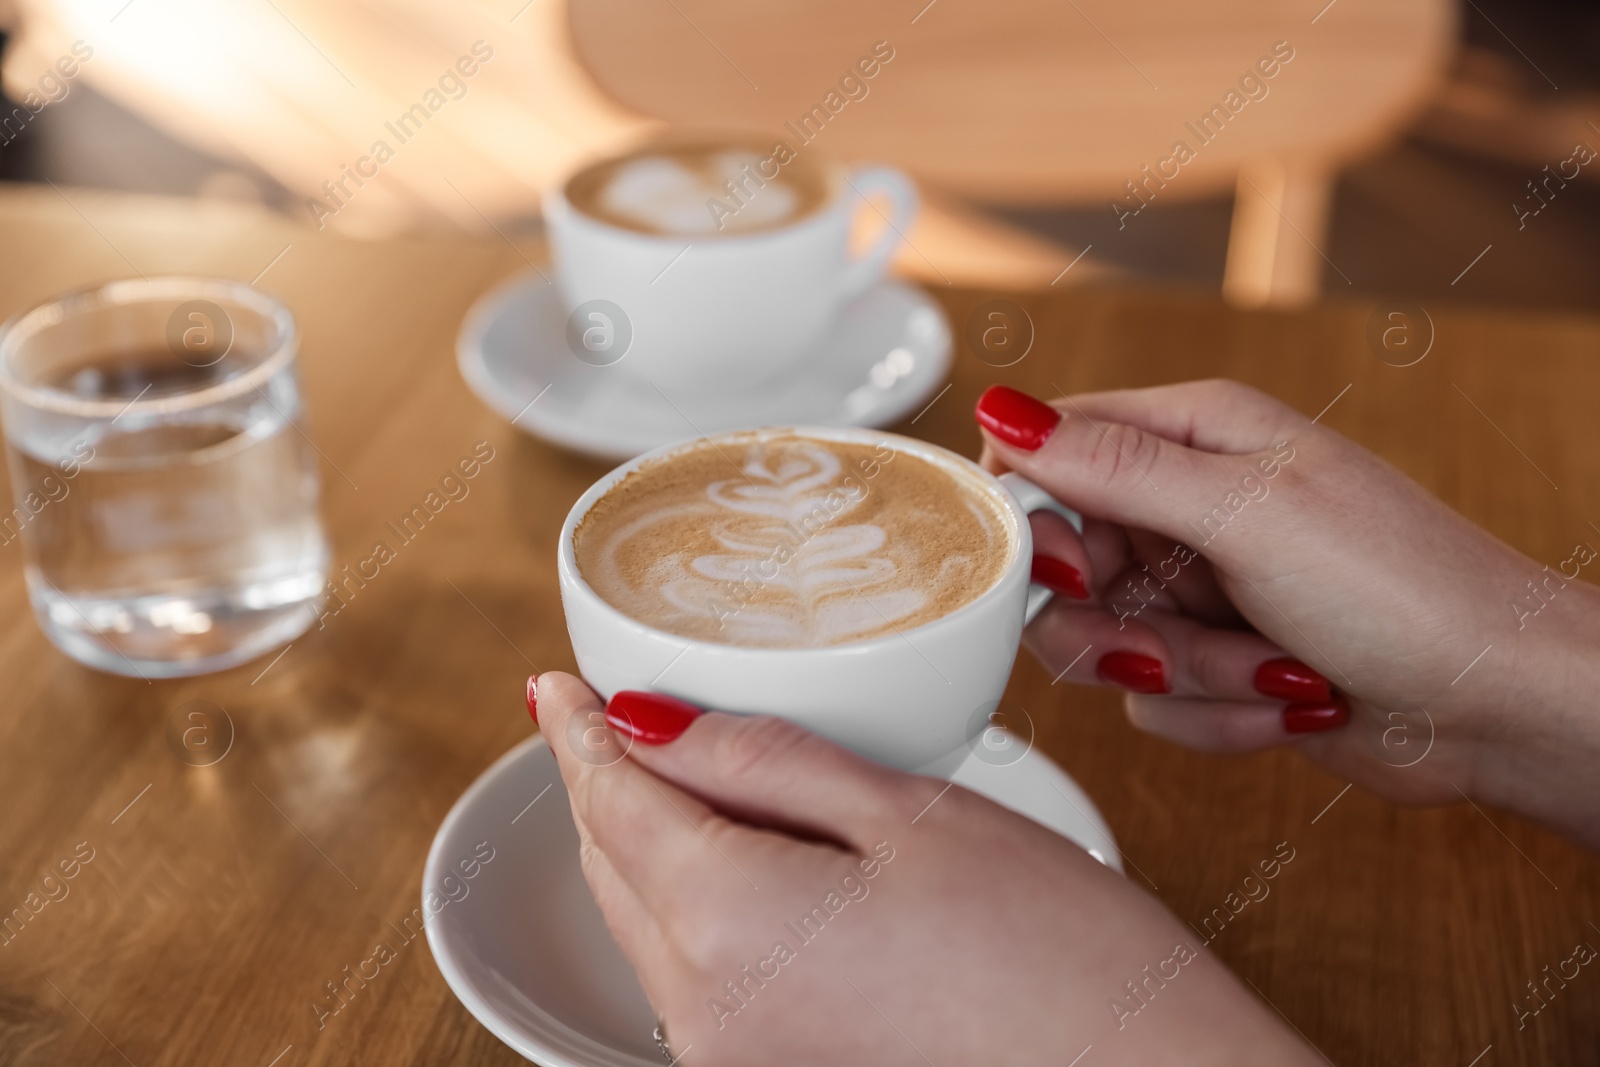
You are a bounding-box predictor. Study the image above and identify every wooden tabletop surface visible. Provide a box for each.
[0,184,1597,1067]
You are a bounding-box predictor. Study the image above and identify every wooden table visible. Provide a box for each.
[0,185,1596,1066]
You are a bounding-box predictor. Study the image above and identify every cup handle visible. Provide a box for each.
[999,472,1084,625]
[838,166,919,303]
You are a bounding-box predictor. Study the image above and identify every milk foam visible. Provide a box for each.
[573,435,1011,648]
[598,151,799,235]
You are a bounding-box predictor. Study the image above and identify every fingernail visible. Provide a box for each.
[526,674,539,726]
[1254,658,1332,703]
[1096,651,1169,694]
[1283,696,1350,734]
[976,385,1061,451]
[1031,554,1089,599]
[605,691,702,745]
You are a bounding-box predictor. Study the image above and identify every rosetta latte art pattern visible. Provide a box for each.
[660,442,924,645]
[574,435,1011,648]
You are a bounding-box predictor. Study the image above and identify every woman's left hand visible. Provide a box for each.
[533,671,1319,1067]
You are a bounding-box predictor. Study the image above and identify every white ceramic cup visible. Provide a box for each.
[543,150,918,394]
[557,427,1080,777]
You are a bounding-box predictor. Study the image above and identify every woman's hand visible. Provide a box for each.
[976,379,1600,847]
[533,672,1320,1067]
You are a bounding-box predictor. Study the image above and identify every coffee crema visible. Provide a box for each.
[573,433,1013,648]
[564,140,832,237]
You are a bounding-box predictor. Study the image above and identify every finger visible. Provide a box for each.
[1095,558,1186,620]
[540,679,700,993]
[993,440,1191,607]
[1023,600,1171,692]
[1134,608,1331,703]
[1025,597,1331,706]
[1028,502,1234,623]
[996,418,1236,621]
[1062,380,1307,455]
[608,694,920,853]
[1081,517,1141,593]
[537,672,763,909]
[1028,509,1093,601]
[1126,693,1351,753]
[1037,514,1185,611]
[997,449,1136,601]
[1120,526,1241,627]
[569,807,682,997]
[975,384,1299,569]
[976,385,1240,544]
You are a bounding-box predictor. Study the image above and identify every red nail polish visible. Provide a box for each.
[1283,697,1350,734]
[976,385,1061,451]
[526,675,539,726]
[1254,658,1331,703]
[605,691,702,745]
[1096,651,1169,694]
[1031,554,1089,599]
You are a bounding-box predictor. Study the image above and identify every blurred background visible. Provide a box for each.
[0,0,1596,311]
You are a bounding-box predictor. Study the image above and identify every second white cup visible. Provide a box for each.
[544,142,918,394]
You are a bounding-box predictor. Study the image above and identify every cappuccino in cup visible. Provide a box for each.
[559,427,1080,773]
[544,135,918,392]
[572,432,1012,648]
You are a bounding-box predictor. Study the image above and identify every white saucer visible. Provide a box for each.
[455,272,954,461]
[423,734,1119,1067]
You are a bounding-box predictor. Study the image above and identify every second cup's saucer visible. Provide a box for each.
[456,271,953,462]
[424,732,1118,1067]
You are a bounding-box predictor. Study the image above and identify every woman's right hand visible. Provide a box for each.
[534,672,1322,1066]
[975,380,1600,848]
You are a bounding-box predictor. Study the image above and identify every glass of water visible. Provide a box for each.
[0,278,330,678]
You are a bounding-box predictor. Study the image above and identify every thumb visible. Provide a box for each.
[606,691,919,852]
[976,385,1279,557]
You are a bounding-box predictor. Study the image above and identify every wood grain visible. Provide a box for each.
[0,185,1596,1066]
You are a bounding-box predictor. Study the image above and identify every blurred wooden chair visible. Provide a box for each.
[567,0,1455,305]
[3,0,1453,303]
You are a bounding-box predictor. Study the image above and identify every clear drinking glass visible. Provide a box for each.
[0,278,330,678]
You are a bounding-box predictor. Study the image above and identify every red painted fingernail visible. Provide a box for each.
[1031,554,1089,599]
[1254,658,1331,703]
[605,691,702,745]
[976,385,1061,451]
[526,674,539,726]
[1283,696,1350,734]
[1095,651,1169,694]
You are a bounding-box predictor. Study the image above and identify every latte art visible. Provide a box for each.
[573,434,1012,648]
[601,152,798,234]
[565,140,831,237]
